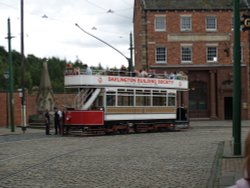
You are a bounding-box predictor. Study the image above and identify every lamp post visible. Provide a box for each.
[20,0,26,133]
[3,71,9,128]
[7,18,15,132]
[233,0,241,155]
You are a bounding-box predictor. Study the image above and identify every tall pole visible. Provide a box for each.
[21,0,26,133]
[233,0,241,155]
[129,32,133,72]
[7,18,15,132]
[6,81,9,128]
[4,71,9,129]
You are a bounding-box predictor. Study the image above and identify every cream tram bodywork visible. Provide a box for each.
[63,73,188,134]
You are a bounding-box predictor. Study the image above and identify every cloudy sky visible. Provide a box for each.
[0,0,134,68]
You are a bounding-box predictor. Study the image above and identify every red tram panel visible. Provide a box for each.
[65,110,104,126]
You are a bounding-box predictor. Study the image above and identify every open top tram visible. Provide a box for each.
[63,69,189,135]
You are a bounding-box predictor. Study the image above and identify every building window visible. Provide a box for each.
[206,16,217,31]
[207,46,217,63]
[155,16,166,31]
[181,46,192,63]
[156,47,166,64]
[181,16,191,31]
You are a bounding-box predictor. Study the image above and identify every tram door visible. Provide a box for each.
[224,97,232,120]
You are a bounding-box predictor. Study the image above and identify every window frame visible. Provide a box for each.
[206,16,217,31]
[181,45,192,63]
[206,46,218,63]
[155,47,167,64]
[155,15,166,32]
[180,16,192,31]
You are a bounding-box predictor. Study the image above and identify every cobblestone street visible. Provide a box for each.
[0,122,249,188]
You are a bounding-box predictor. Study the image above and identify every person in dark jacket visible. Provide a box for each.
[44,109,51,135]
[54,107,62,135]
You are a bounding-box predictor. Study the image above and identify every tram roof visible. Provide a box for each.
[64,74,188,90]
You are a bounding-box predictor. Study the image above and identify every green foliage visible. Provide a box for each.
[0,46,66,92]
[0,46,116,93]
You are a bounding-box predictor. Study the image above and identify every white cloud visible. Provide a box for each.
[0,0,133,68]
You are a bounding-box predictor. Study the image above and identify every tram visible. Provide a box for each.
[63,69,189,135]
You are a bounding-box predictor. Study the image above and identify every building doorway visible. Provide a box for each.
[189,81,208,118]
[224,97,232,120]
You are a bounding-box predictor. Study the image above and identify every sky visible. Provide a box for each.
[0,0,134,68]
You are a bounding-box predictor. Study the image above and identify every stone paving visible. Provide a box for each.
[0,121,249,188]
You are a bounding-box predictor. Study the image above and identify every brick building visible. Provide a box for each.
[133,0,250,120]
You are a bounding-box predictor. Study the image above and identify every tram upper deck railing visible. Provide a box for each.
[64,69,188,90]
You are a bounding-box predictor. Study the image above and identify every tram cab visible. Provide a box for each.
[63,69,189,134]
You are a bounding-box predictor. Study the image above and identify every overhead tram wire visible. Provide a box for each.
[0,1,18,10]
[75,23,132,72]
[84,0,131,20]
[75,23,129,61]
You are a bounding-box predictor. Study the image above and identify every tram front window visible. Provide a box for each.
[168,92,176,106]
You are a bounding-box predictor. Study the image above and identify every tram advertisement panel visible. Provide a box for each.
[65,75,188,90]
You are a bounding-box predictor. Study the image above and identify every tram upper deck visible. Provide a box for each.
[64,69,188,90]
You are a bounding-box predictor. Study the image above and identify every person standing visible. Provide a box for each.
[84,64,92,75]
[54,107,62,135]
[44,109,51,135]
[229,131,250,187]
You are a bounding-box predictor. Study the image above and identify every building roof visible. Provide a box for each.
[142,0,250,10]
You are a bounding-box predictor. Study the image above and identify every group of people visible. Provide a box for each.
[132,69,187,80]
[44,107,63,135]
[65,63,92,75]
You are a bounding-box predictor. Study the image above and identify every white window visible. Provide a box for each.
[156,47,166,64]
[181,46,192,63]
[155,16,166,31]
[207,46,218,63]
[181,16,191,31]
[206,16,217,31]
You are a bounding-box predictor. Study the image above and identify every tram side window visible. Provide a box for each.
[153,90,167,106]
[168,92,176,106]
[117,89,134,106]
[92,95,103,109]
[136,90,151,106]
[106,91,116,106]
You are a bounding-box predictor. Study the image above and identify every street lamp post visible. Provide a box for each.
[4,71,9,128]
[20,0,26,133]
[233,0,241,155]
[7,18,15,132]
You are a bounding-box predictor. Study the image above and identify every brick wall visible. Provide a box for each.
[0,92,75,127]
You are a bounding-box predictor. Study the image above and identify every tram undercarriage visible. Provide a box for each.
[62,120,177,136]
